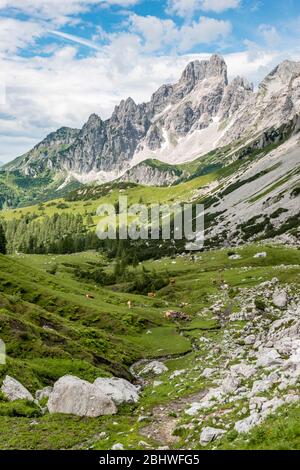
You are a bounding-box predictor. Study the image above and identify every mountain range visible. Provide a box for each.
[0,54,299,246]
[3,54,299,183]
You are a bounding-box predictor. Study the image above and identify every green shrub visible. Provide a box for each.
[255,297,267,312]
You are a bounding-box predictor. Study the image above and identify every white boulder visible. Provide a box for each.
[230,363,256,379]
[254,252,267,258]
[200,427,226,446]
[47,375,117,417]
[93,377,139,405]
[1,376,34,402]
[272,290,288,308]
[256,349,283,368]
[140,361,168,376]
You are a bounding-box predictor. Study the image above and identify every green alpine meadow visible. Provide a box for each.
[0,0,299,457]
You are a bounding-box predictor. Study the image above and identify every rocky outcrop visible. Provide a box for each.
[1,376,34,402]
[47,375,117,417]
[120,160,182,186]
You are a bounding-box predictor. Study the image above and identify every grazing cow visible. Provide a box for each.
[127,300,132,309]
[86,294,95,299]
[147,292,156,298]
[164,310,190,322]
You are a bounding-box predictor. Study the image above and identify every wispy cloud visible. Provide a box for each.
[49,30,102,50]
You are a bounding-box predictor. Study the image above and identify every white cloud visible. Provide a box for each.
[0,17,43,54]
[0,0,139,25]
[258,24,281,48]
[129,14,232,52]
[167,0,240,17]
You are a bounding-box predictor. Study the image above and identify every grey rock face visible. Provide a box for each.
[47,375,117,417]
[219,76,253,120]
[1,375,34,402]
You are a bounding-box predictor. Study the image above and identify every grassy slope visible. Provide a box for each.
[1,172,216,225]
[0,244,299,449]
[0,252,191,391]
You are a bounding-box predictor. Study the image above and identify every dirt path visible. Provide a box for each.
[139,388,207,447]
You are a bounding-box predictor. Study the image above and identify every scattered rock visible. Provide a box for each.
[35,386,53,402]
[47,375,117,417]
[170,370,186,379]
[244,335,256,345]
[234,413,261,434]
[256,349,283,368]
[272,290,288,309]
[185,403,202,416]
[200,427,226,446]
[1,376,34,402]
[254,252,267,258]
[202,368,216,378]
[229,254,241,260]
[112,443,124,450]
[230,363,256,379]
[153,380,163,388]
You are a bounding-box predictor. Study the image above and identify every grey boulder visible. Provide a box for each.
[93,377,139,405]
[1,375,34,402]
[140,361,168,376]
[200,427,226,446]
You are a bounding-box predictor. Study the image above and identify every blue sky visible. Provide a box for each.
[0,0,300,162]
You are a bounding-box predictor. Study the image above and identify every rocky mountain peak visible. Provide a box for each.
[259,59,300,96]
[181,54,227,84]
[84,113,102,129]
